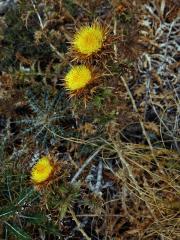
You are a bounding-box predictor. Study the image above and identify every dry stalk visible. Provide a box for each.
[94,160,103,193]
[113,15,118,62]
[71,146,103,183]
[69,208,91,240]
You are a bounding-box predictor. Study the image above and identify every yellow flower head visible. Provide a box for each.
[72,24,104,56]
[64,65,92,91]
[31,156,53,184]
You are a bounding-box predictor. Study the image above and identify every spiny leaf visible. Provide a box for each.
[43,222,60,237]
[0,206,17,219]
[20,213,47,225]
[5,222,31,240]
[16,187,38,206]
[58,200,69,220]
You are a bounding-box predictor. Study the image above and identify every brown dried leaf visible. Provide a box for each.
[144,122,160,135]
[134,83,146,97]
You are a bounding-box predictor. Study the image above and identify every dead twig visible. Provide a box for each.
[69,208,91,240]
[71,146,103,183]
[94,160,103,194]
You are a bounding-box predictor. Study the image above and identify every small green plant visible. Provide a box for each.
[15,89,73,146]
[0,142,43,239]
[0,130,62,239]
[45,183,80,220]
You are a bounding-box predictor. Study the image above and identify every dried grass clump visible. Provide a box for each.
[135,0,180,151]
[92,139,180,239]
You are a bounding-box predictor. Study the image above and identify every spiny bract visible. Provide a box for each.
[31,156,53,184]
[72,24,104,56]
[64,65,92,91]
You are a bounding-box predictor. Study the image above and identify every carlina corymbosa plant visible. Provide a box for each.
[64,65,97,95]
[31,155,59,188]
[72,22,107,59]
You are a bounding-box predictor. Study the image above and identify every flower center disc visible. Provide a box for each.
[73,25,104,56]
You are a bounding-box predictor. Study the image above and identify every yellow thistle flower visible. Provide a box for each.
[31,156,53,184]
[72,24,104,56]
[64,65,92,91]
